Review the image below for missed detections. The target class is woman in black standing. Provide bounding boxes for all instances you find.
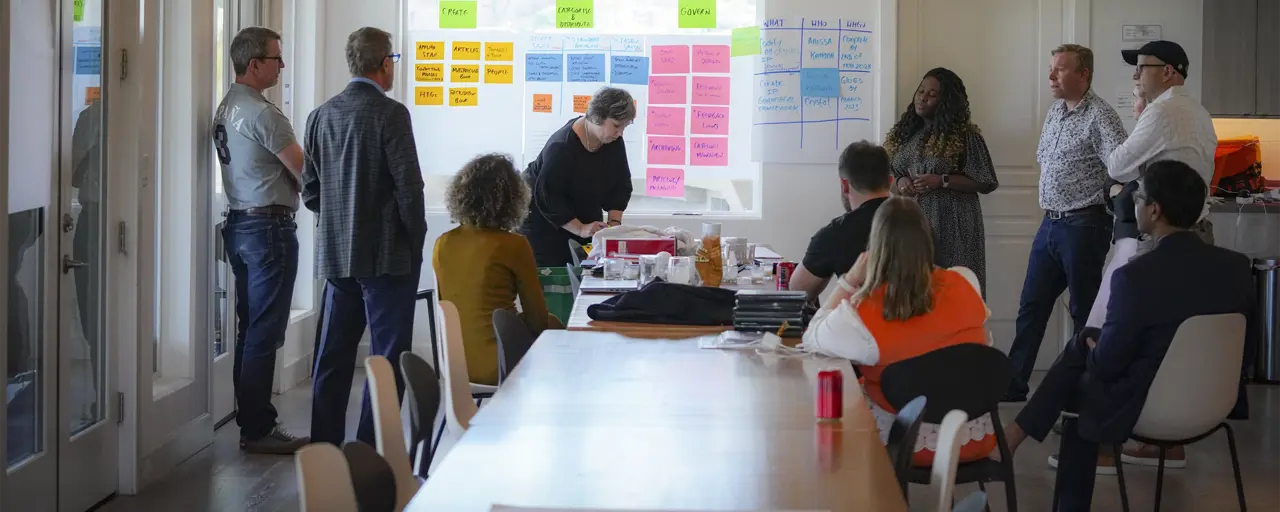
[521,87,636,267]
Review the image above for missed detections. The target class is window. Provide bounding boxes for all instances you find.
[404,0,760,216]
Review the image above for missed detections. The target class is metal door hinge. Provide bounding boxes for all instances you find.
[120,49,129,81]
[116,391,125,424]
[118,221,128,255]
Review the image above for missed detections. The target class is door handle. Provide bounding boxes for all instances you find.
[62,255,89,274]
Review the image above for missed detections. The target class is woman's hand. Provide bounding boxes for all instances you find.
[845,252,868,290]
[896,176,919,196]
[579,221,607,238]
[912,174,943,193]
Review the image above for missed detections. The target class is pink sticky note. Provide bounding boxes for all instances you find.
[692,45,730,73]
[690,106,729,135]
[646,167,685,198]
[646,136,686,165]
[648,76,687,105]
[646,106,685,136]
[691,76,730,105]
[651,45,690,74]
[689,137,728,166]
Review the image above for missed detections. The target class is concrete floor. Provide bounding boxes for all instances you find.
[96,373,1280,512]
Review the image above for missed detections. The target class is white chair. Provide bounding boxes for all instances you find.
[1114,313,1248,512]
[295,443,357,512]
[431,274,499,400]
[438,300,481,434]
[927,409,970,512]
[365,355,420,511]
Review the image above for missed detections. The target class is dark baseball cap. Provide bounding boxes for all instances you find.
[1122,40,1189,77]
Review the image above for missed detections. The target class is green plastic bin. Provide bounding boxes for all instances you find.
[538,267,576,324]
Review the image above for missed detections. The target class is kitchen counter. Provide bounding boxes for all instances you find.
[1209,202,1280,259]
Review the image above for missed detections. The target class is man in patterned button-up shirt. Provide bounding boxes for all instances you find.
[1006,44,1129,402]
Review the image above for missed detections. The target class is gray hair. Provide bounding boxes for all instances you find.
[346,27,394,77]
[230,27,281,76]
[585,87,637,125]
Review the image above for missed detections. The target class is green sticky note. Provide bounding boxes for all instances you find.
[73,0,85,22]
[731,26,760,57]
[439,1,477,29]
[678,0,717,29]
[557,0,594,29]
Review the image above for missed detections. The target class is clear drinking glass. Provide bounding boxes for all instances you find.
[602,258,625,280]
[667,256,695,285]
[639,255,660,283]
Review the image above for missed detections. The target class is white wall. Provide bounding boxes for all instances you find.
[1090,0,1203,131]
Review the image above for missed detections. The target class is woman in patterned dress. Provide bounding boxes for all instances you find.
[885,68,999,293]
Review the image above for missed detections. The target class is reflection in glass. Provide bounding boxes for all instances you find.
[213,0,230,358]
[6,209,45,467]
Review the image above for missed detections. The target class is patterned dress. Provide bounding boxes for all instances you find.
[889,129,999,293]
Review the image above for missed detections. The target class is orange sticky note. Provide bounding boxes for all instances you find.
[573,95,590,113]
[533,94,553,113]
[484,65,513,84]
[450,87,479,107]
[451,41,482,60]
[416,41,444,60]
[451,64,480,82]
[415,86,444,106]
[485,42,514,61]
[415,63,444,82]
[85,86,101,104]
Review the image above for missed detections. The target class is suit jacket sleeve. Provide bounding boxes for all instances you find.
[301,110,321,213]
[383,103,428,256]
[1089,267,1145,379]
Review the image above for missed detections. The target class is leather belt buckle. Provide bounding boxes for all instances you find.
[1047,210,1064,220]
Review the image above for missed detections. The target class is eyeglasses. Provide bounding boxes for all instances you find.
[387,53,401,63]
[1135,63,1167,72]
[256,55,285,64]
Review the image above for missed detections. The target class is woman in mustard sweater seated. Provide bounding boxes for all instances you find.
[802,196,995,467]
[434,153,559,386]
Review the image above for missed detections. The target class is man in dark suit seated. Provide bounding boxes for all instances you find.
[997,160,1256,511]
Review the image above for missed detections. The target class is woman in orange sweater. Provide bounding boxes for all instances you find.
[802,196,995,466]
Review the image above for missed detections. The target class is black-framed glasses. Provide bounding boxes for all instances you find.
[1135,63,1166,72]
[256,55,285,65]
[387,53,401,63]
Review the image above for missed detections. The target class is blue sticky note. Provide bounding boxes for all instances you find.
[800,68,839,97]
[610,55,649,85]
[75,46,102,75]
[526,54,564,82]
[567,53,606,82]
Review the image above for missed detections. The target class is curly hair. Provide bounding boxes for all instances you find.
[884,67,979,163]
[445,153,530,231]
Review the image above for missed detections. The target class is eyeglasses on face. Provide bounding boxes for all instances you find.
[387,53,401,63]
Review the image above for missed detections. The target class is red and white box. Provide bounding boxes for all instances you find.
[602,237,677,260]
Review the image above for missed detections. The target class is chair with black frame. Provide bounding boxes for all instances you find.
[567,239,588,267]
[886,396,928,500]
[341,441,398,512]
[565,263,581,296]
[880,343,1017,512]
[399,352,442,479]
[493,308,537,385]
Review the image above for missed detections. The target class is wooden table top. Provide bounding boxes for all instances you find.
[566,277,781,339]
[406,331,908,512]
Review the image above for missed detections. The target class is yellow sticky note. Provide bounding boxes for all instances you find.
[532,94,554,113]
[450,87,479,107]
[415,87,444,106]
[485,42,514,61]
[484,65,514,84]
[416,41,445,60]
[415,63,444,82]
[451,41,482,61]
[451,64,480,82]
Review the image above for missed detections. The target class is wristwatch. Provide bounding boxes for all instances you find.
[942,175,951,189]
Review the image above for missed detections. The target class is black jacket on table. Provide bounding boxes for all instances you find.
[520,117,632,268]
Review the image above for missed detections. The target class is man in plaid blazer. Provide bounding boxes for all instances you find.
[302,26,427,447]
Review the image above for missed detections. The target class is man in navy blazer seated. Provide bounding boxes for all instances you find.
[997,159,1255,511]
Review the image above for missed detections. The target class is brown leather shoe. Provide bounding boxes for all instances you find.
[1121,443,1187,468]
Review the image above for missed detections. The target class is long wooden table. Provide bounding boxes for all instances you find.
[405,331,908,512]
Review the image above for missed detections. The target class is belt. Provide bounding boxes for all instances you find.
[231,205,295,218]
[1045,204,1105,220]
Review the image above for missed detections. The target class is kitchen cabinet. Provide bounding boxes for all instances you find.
[1257,0,1280,116]
[1203,0,1279,117]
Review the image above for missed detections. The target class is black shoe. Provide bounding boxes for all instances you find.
[1001,391,1028,403]
[242,426,310,454]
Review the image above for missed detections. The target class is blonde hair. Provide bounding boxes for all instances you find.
[1052,44,1095,84]
[852,197,936,321]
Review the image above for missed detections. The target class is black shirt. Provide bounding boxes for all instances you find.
[801,197,887,279]
[520,117,633,267]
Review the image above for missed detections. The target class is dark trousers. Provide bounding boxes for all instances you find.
[1016,334,1105,512]
[224,212,300,439]
[1007,213,1112,396]
[310,269,419,446]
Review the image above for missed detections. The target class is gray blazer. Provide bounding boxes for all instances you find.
[302,81,427,280]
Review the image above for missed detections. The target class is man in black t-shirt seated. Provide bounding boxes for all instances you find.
[789,141,892,304]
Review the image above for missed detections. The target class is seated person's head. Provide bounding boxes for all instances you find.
[858,196,936,320]
[838,141,892,211]
[1136,160,1206,236]
[446,153,530,231]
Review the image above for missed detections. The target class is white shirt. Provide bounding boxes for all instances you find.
[1106,86,1217,185]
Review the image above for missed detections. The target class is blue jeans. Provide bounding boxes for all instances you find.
[223,212,299,439]
[310,268,419,446]
[1007,212,1112,397]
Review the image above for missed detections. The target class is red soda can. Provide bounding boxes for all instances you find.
[816,368,844,420]
[776,261,797,290]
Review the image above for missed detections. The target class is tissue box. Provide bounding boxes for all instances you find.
[602,237,677,259]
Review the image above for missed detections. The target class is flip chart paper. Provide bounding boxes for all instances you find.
[439,1,477,29]
[690,106,729,135]
[690,137,728,166]
[691,76,729,105]
[647,136,687,165]
[646,106,686,136]
[648,76,687,105]
[692,45,730,73]
[646,168,685,198]
[557,0,594,28]
[415,87,444,106]
[651,45,690,74]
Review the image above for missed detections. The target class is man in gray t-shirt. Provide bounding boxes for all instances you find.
[213,26,308,455]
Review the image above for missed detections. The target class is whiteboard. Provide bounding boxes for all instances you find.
[751,1,880,164]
